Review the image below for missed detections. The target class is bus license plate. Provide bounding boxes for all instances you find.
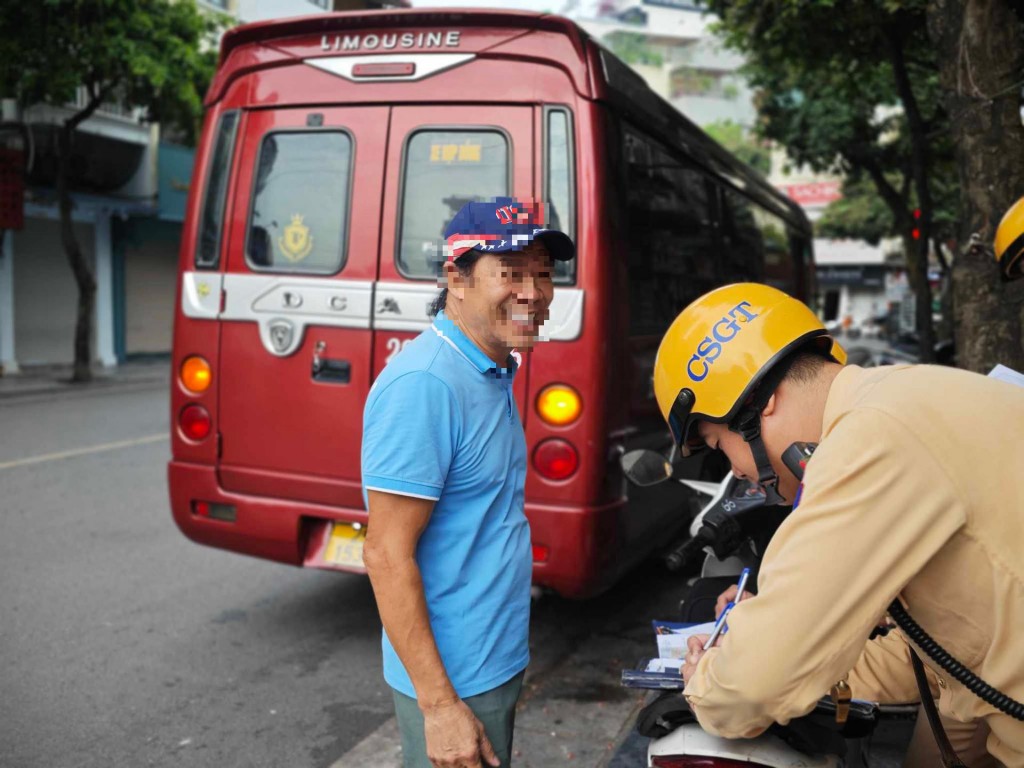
[325,523,365,568]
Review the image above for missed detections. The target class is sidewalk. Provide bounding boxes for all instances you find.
[330,642,654,768]
[331,564,682,768]
[0,358,170,400]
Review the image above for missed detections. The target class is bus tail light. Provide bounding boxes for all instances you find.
[536,384,581,426]
[180,355,212,394]
[532,439,578,480]
[180,404,212,441]
[192,500,237,522]
[532,544,549,563]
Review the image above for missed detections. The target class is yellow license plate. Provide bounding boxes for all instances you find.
[325,523,366,568]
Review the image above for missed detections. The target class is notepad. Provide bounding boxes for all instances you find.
[652,620,718,659]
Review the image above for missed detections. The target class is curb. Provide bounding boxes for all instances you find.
[0,364,169,401]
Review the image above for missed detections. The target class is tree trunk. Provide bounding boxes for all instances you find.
[928,0,1024,373]
[886,22,936,362]
[57,120,96,383]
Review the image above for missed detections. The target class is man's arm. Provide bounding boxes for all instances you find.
[363,490,498,768]
[683,411,966,738]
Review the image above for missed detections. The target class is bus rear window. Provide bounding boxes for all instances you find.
[195,111,238,269]
[246,131,352,274]
[398,130,509,279]
[546,108,576,284]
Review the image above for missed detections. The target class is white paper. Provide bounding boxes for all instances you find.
[655,621,717,659]
[988,364,1024,388]
[645,657,685,673]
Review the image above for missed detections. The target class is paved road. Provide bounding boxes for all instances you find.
[0,376,691,767]
[0,380,401,767]
[0,373,912,767]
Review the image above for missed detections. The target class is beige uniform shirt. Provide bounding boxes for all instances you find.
[683,365,1024,766]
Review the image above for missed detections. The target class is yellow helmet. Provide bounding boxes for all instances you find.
[654,283,846,456]
[995,197,1024,282]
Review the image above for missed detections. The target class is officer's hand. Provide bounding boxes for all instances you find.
[715,585,755,618]
[681,633,722,683]
[422,698,499,768]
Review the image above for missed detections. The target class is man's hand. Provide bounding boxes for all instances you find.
[715,584,755,618]
[681,633,723,683]
[422,698,499,768]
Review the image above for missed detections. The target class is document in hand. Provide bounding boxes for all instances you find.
[989,364,1024,388]
[652,620,717,660]
[619,621,718,690]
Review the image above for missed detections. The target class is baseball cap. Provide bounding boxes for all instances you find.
[443,197,575,263]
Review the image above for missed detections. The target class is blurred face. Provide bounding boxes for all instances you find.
[449,241,555,358]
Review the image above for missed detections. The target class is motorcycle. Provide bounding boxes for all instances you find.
[621,449,914,767]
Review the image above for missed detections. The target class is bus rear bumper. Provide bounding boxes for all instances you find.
[168,461,368,571]
[527,498,629,599]
[169,461,631,596]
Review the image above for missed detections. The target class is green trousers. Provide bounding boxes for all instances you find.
[391,671,525,768]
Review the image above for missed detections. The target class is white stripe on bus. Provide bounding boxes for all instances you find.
[180,273,583,341]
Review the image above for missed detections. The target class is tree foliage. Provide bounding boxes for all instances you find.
[703,118,770,175]
[706,0,952,358]
[0,0,222,381]
[817,165,959,247]
[815,175,895,246]
[606,31,664,67]
[1,0,221,144]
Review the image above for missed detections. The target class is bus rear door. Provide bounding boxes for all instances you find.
[215,106,387,539]
[372,105,535,414]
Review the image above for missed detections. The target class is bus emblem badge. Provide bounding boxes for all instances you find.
[377,297,401,315]
[268,319,295,355]
[279,214,313,262]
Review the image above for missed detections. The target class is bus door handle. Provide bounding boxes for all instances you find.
[311,341,350,384]
[312,357,350,384]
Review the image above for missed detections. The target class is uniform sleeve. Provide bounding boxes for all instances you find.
[847,628,938,703]
[683,409,967,738]
[361,371,458,501]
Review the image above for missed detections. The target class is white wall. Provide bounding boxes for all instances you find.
[574,6,758,129]
[236,0,330,22]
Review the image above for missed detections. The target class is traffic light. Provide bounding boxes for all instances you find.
[911,208,921,240]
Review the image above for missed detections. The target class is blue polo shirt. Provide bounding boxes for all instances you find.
[361,310,531,699]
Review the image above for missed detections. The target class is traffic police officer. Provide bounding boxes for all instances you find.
[655,284,1024,766]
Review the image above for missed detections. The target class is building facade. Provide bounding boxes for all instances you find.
[0,0,363,374]
[570,0,756,129]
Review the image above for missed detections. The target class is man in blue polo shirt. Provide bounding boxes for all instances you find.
[361,198,575,768]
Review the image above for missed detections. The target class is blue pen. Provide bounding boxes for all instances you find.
[704,568,751,650]
[703,601,733,650]
[734,567,751,605]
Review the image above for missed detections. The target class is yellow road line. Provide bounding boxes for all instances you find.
[0,433,166,471]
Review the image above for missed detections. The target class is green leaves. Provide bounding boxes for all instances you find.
[816,175,895,244]
[704,119,771,174]
[706,0,956,247]
[0,0,221,145]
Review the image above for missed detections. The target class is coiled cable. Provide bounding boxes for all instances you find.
[888,599,1024,720]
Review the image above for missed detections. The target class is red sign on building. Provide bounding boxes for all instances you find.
[781,181,843,206]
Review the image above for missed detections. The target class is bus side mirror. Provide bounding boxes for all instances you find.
[621,449,672,487]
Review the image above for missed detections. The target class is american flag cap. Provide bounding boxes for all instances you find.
[443,197,575,263]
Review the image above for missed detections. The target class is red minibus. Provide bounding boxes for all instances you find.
[169,9,815,598]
